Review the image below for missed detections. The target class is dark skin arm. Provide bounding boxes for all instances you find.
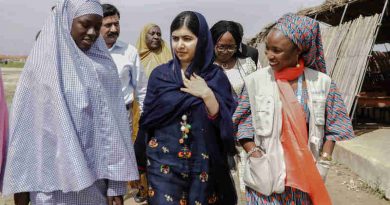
[240,139,263,158]
[14,192,30,205]
[107,196,124,205]
[321,140,335,159]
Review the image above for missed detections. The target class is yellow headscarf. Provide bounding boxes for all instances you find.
[136,23,172,78]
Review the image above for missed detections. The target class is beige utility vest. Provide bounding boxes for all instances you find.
[243,66,331,194]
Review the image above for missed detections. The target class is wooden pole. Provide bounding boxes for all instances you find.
[351,0,389,119]
[339,1,350,25]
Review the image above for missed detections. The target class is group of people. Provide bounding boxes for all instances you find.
[0,0,355,205]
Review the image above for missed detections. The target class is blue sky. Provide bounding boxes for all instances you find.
[0,0,324,55]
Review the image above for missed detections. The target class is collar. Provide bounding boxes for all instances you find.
[108,40,125,51]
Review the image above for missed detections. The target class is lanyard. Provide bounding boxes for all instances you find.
[296,75,304,105]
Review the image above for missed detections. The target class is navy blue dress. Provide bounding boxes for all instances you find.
[146,109,219,204]
[135,12,237,205]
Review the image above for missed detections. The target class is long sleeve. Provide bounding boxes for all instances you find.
[130,51,148,112]
[324,82,355,141]
[233,87,255,141]
[107,180,128,197]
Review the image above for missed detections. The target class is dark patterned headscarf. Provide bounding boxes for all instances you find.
[275,13,327,74]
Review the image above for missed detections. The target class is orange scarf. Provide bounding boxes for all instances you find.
[274,59,305,81]
[275,62,332,205]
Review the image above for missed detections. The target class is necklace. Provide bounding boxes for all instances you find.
[221,63,229,69]
[217,59,236,70]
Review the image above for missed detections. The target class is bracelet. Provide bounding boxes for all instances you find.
[320,152,332,161]
[247,146,263,156]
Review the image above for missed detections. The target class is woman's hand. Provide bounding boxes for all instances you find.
[14,192,30,205]
[181,73,219,116]
[250,150,263,158]
[107,195,124,205]
[180,73,212,99]
[240,139,263,158]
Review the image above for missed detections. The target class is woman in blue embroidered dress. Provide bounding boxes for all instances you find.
[135,11,237,205]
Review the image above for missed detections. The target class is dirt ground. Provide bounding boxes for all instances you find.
[1,163,388,205]
[1,68,389,205]
[326,162,389,205]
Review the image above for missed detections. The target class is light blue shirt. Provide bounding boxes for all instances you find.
[109,40,147,110]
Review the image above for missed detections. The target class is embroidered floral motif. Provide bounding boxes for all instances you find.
[178,146,192,159]
[148,186,155,197]
[179,192,188,205]
[162,146,169,153]
[199,171,209,182]
[181,173,189,179]
[195,201,202,205]
[208,193,218,204]
[160,165,170,174]
[179,198,188,205]
[148,138,158,148]
[164,194,173,202]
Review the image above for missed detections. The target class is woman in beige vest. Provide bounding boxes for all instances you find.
[233,13,355,204]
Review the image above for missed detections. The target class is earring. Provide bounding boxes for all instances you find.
[296,57,300,67]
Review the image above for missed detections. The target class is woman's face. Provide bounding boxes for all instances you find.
[214,31,237,62]
[71,14,102,52]
[171,26,198,66]
[146,26,162,51]
[265,29,300,71]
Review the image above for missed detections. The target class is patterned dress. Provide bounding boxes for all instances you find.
[145,108,224,205]
[233,82,354,205]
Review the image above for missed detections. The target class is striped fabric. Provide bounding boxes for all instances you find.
[325,82,355,141]
[232,89,254,141]
[275,13,327,74]
[246,187,312,205]
[2,0,138,197]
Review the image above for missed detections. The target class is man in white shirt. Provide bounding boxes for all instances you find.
[100,4,148,204]
[100,4,147,116]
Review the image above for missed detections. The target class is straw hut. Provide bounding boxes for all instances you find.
[250,0,390,123]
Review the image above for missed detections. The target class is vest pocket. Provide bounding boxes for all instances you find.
[254,95,274,136]
[312,98,326,125]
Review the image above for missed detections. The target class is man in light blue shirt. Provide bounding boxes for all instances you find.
[100,4,147,114]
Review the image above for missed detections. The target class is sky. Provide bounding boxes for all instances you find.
[0,0,325,55]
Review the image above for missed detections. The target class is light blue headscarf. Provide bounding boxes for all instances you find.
[2,0,138,195]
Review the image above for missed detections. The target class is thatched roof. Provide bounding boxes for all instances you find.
[298,0,360,17]
[298,0,389,43]
[298,0,388,25]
